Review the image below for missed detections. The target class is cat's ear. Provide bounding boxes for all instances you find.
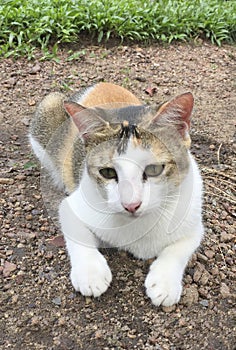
[64,101,109,139]
[155,92,193,128]
[148,92,194,146]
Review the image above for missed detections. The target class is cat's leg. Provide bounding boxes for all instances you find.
[145,227,203,307]
[59,199,112,297]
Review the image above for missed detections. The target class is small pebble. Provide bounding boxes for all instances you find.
[200,270,210,286]
[220,283,230,298]
[162,305,176,313]
[199,299,209,307]
[0,178,14,185]
[197,253,208,262]
[181,285,199,306]
[204,249,215,259]
[52,297,62,306]
[220,232,234,242]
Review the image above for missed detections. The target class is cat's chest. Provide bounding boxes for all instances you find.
[67,188,174,259]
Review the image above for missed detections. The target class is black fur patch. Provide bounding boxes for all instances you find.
[117,121,140,154]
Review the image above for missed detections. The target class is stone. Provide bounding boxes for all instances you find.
[220,283,230,298]
[181,285,199,306]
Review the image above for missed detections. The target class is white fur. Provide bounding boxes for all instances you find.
[29,135,64,190]
[76,85,96,104]
[60,141,203,306]
[107,141,154,212]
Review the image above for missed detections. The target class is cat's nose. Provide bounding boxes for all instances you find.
[123,201,142,213]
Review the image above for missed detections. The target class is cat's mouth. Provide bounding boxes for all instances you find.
[124,209,144,218]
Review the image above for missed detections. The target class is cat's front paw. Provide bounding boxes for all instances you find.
[70,252,112,298]
[145,262,182,307]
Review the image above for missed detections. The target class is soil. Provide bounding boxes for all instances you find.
[0,42,235,350]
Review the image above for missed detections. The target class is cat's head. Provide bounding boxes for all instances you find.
[64,92,194,215]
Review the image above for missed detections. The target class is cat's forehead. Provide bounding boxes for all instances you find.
[117,120,142,154]
[114,138,155,167]
[87,121,171,164]
[99,104,152,125]
[116,120,172,158]
[89,104,155,154]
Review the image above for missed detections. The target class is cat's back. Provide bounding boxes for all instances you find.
[73,82,141,108]
[31,83,141,140]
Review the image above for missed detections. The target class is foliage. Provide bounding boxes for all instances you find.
[0,0,235,58]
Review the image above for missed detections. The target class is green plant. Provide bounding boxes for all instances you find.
[67,50,86,61]
[0,0,235,59]
[23,160,37,169]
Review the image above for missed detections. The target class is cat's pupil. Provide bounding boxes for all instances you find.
[99,167,118,181]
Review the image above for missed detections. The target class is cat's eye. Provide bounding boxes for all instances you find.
[144,164,164,178]
[99,167,118,180]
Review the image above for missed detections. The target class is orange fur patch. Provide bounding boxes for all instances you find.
[80,83,142,107]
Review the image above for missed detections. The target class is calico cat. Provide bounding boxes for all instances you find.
[29,82,204,307]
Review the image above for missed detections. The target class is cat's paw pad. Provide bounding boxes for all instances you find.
[70,254,112,298]
[145,268,182,307]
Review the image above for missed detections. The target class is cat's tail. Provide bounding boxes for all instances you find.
[29,92,70,191]
[29,92,68,148]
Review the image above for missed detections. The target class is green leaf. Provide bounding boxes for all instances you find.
[23,161,37,169]
[98,30,103,43]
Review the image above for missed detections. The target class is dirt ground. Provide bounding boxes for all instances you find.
[0,42,235,350]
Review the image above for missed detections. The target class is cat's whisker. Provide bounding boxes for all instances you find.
[149,206,176,221]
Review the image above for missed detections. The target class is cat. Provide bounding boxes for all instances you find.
[29,82,204,307]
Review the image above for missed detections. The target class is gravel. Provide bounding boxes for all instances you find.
[0,41,235,349]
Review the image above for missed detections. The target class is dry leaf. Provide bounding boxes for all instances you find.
[47,235,65,247]
[145,86,157,97]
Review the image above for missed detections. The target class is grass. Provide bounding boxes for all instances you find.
[0,0,235,59]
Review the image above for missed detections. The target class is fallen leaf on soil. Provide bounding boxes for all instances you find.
[3,261,17,277]
[47,235,65,247]
[145,86,157,97]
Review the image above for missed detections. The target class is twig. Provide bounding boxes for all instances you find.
[201,167,236,182]
[204,189,236,204]
[217,143,222,166]
[208,238,227,268]
[204,175,236,189]
[203,203,235,218]
[223,205,236,218]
